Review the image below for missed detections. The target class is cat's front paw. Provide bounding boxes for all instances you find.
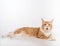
[47,38,56,41]
[50,38,56,41]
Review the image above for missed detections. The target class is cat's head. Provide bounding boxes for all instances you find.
[41,18,53,31]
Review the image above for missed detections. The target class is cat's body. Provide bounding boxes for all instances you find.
[12,27,50,39]
[14,27,40,38]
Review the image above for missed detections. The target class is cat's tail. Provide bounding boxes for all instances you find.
[1,32,14,38]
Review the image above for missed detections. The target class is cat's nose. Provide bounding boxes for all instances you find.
[46,26,48,28]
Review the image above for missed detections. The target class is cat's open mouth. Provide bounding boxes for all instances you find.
[46,28,48,30]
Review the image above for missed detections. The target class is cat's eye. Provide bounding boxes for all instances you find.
[48,24,50,26]
[44,24,46,25]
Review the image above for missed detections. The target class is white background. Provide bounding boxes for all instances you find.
[0,0,60,46]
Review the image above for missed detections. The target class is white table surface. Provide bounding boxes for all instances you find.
[0,37,56,46]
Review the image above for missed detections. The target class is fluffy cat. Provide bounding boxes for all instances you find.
[2,18,55,40]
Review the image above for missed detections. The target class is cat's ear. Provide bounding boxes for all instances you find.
[41,18,44,22]
[50,19,54,23]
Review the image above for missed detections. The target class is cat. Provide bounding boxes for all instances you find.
[2,18,55,40]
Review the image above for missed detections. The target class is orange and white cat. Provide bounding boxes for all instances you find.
[2,18,55,40]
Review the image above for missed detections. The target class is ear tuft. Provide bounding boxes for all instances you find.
[41,18,44,22]
[51,19,54,23]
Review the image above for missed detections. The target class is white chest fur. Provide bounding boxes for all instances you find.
[40,28,52,37]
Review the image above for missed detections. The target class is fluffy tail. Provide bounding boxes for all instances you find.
[1,32,13,38]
